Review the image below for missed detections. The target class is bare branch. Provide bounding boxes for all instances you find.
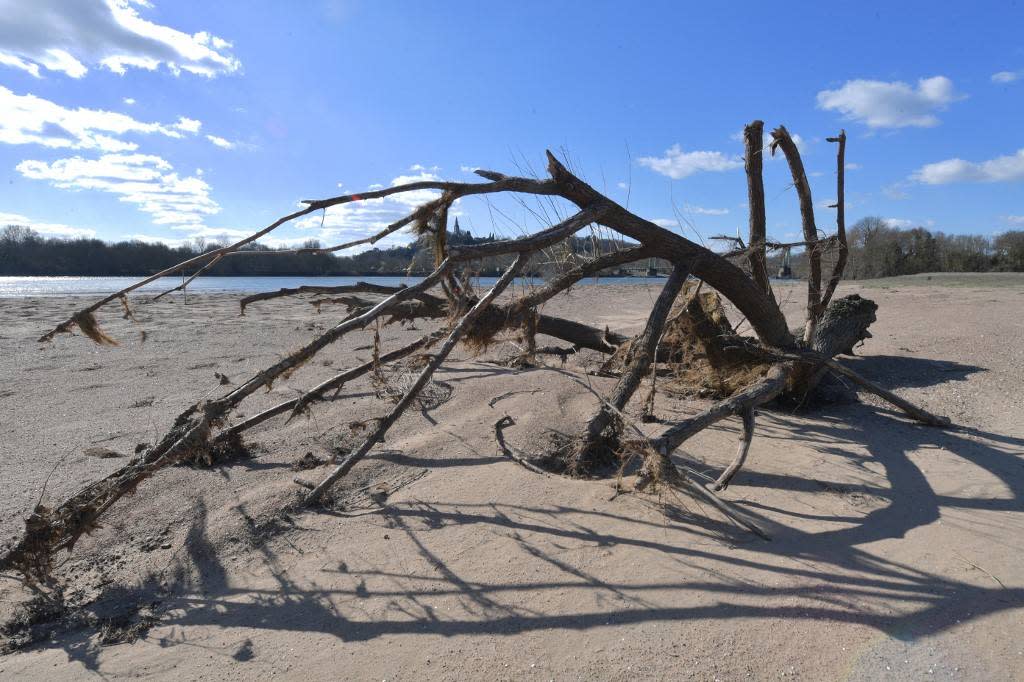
[771,125,821,344]
[820,129,848,309]
[713,408,755,491]
[305,253,530,504]
[743,120,773,300]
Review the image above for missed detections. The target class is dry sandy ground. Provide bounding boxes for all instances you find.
[0,275,1022,680]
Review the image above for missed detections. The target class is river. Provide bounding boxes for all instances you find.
[0,275,669,298]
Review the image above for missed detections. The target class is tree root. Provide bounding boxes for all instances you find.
[713,408,755,491]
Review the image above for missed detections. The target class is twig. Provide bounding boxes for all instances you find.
[487,389,543,409]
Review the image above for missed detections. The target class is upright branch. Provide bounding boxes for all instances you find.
[820,129,848,309]
[573,263,690,472]
[743,121,773,302]
[771,125,821,344]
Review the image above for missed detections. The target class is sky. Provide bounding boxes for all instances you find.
[0,0,1022,251]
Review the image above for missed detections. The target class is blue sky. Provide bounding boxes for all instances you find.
[1,0,1022,250]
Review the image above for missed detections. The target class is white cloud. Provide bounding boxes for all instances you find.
[1003,215,1024,225]
[100,54,159,75]
[174,117,201,133]
[0,51,40,77]
[388,171,444,208]
[638,145,742,179]
[0,0,240,79]
[883,218,915,229]
[0,86,202,153]
[293,171,447,249]
[911,149,1024,184]
[123,97,136,105]
[0,211,97,238]
[616,181,628,190]
[206,134,234,149]
[38,49,88,78]
[683,204,729,216]
[845,163,861,170]
[816,76,961,128]
[992,71,1021,84]
[17,153,220,229]
[882,182,909,200]
[460,165,476,173]
[651,218,678,228]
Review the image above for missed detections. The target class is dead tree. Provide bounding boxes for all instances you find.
[2,120,951,586]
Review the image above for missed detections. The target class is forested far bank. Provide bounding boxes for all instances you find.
[2,218,1022,279]
[767,217,1023,278]
[0,223,526,277]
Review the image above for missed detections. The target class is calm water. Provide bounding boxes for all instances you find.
[0,275,668,298]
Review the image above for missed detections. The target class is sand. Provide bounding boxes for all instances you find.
[0,276,1022,680]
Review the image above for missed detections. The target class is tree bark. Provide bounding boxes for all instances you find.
[573,264,690,472]
[744,120,773,301]
[306,254,529,504]
[713,408,755,491]
[820,130,848,310]
[771,126,821,344]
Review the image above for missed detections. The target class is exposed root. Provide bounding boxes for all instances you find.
[494,416,552,475]
[659,283,770,397]
[712,408,755,491]
[0,401,222,585]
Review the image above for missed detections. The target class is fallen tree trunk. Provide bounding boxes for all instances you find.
[2,120,953,589]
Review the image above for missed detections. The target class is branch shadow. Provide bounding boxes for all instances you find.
[841,354,985,389]
[23,379,1024,674]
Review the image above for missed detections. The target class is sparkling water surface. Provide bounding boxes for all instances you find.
[0,275,668,298]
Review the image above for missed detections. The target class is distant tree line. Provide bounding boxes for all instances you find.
[6,218,1021,279]
[766,217,1024,279]
[0,221,639,278]
[0,223,509,277]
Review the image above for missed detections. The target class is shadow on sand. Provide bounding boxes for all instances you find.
[29,357,1024,673]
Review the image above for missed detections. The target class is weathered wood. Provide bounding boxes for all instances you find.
[222,334,439,437]
[653,363,794,454]
[771,125,821,344]
[574,264,690,471]
[217,262,453,410]
[812,294,877,358]
[713,408,755,491]
[10,125,965,586]
[822,358,951,427]
[305,254,529,504]
[541,151,795,349]
[743,121,773,301]
[239,281,417,314]
[820,129,848,310]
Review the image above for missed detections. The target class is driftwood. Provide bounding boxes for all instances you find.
[2,120,953,587]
